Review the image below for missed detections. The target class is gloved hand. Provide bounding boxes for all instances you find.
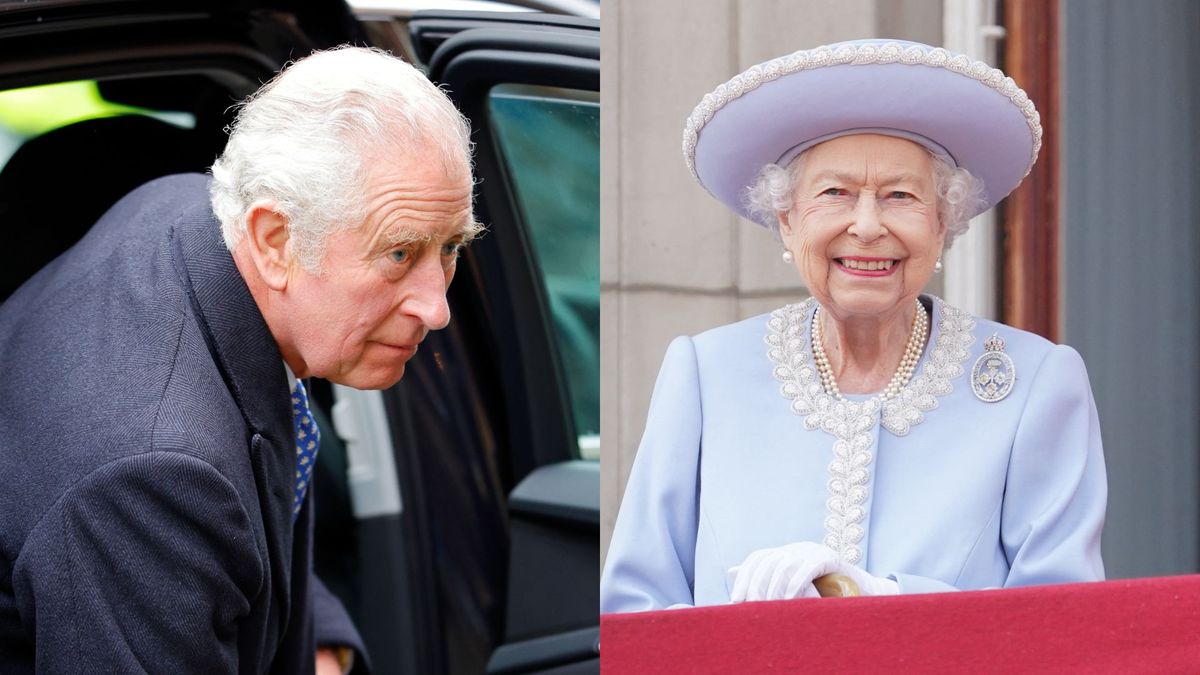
[727,542,900,602]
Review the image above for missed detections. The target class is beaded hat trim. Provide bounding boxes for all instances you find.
[683,41,1042,179]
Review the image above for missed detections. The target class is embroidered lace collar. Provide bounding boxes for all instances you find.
[765,295,975,436]
[763,295,976,563]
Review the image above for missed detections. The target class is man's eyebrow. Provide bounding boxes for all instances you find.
[378,228,434,249]
[371,219,486,255]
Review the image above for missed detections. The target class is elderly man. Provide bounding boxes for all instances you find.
[0,47,478,673]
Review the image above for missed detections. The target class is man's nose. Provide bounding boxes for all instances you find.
[404,259,451,330]
[847,194,886,242]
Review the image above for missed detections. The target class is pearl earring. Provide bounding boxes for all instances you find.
[782,249,794,264]
[934,256,943,273]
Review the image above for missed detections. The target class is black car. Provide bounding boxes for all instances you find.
[0,1,599,673]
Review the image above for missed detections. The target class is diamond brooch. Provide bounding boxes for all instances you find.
[971,333,1015,403]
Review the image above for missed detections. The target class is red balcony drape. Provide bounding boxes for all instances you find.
[600,575,1200,673]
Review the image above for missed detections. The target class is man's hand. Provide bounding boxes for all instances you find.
[316,647,348,675]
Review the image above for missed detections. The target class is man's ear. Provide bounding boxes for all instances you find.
[244,203,293,291]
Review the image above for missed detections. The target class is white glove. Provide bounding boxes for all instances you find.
[727,542,900,602]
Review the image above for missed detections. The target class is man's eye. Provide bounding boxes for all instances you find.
[389,249,410,264]
[442,242,465,258]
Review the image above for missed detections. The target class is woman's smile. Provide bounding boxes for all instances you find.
[835,256,900,276]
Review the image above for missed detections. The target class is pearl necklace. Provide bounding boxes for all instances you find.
[810,299,929,402]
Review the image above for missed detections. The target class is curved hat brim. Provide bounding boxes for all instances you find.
[684,41,1041,227]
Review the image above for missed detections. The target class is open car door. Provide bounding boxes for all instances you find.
[315,9,599,675]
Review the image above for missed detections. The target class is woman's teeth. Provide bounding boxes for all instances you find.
[839,259,895,271]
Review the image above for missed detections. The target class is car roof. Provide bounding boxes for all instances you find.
[350,0,598,20]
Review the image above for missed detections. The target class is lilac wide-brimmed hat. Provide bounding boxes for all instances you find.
[682,39,1042,227]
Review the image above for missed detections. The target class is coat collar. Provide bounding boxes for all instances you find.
[170,175,292,444]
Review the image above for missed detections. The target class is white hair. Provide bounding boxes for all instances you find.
[210,45,476,272]
[744,147,987,249]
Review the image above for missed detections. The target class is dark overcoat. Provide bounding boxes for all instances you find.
[0,174,363,673]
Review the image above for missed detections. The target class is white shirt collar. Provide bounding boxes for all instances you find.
[283,361,298,393]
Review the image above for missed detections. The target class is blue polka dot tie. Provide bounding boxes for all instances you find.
[291,379,320,522]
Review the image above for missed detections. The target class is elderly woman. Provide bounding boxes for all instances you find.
[601,39,1106,612]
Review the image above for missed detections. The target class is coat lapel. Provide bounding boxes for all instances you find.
[172,184,296,647]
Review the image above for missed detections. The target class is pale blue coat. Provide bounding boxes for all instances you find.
[601,296,1106,612]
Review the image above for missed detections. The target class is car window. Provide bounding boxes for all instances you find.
[0,80,194,166]
[0,77,217,303]
[487,84,599,459]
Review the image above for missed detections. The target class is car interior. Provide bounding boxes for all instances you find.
[0,77,236,301]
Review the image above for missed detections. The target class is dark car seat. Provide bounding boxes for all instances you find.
[0,114,213,301]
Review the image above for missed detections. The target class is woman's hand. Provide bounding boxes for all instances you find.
[728,542,840,601]
[727,542,899,601]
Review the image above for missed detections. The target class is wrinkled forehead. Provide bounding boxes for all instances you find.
[796,133,935,184]
[359,165,476,239]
